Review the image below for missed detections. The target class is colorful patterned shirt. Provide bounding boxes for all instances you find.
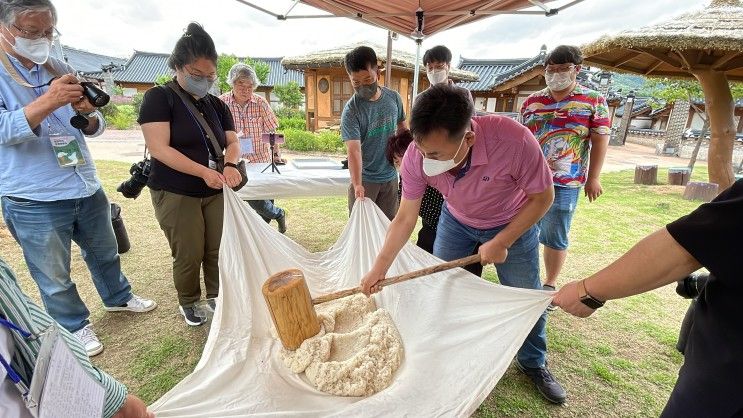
[219,92,279,163]
[520,84,611,187]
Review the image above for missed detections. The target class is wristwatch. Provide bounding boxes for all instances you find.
[578,279,605,309]
[224,162,239,169]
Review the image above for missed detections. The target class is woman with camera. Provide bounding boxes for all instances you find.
[137,23,242,326]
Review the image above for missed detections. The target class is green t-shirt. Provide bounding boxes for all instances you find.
[341,87,405,183]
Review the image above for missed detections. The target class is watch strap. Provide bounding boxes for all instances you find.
[578,279,605,309]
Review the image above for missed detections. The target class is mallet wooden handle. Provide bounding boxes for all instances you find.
[311,254,481,305]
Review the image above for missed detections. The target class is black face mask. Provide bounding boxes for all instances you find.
[355,82,378,100]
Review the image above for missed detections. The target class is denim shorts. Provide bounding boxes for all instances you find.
[537,185,580,251]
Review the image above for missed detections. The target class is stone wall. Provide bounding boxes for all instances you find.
[660,100,691,153]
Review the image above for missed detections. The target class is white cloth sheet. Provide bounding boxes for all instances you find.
[237,162,350,200]
[150,188,552,417]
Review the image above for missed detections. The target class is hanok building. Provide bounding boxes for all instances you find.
[85,51,305,106]
[281,42,478,132]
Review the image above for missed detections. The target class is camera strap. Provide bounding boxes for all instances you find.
[166,81,224,161]
[0,51,59,88]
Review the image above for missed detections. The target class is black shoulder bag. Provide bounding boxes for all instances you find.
[166,81,248,191]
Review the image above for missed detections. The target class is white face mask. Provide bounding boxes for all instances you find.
[426,68,448,85]
[421,134,468,177]
[2,30,52,64]
[545,71,574,92]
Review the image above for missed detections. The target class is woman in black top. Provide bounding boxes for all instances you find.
[137,23,241,326]
[386,130,482,276]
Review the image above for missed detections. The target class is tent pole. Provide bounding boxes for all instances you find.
[385,31,393,88]
[412,39,422,102]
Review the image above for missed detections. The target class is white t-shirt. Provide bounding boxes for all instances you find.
[0,327,33,418]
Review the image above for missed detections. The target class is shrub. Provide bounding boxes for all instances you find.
[282,129,344,152]
[273,107,305,119]
[317,131,344,152]
[132,92,145,117]
[105,104,137,130]
[274,81,303,109]
[282,128,316,152]
[278,117,306,131]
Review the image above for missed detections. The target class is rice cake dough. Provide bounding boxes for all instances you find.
[280,294,404,397]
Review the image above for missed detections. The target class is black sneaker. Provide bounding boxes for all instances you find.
[277,210,287,234]
[543,284,557,312]
[516,361,566,404]
[179,305,206,326]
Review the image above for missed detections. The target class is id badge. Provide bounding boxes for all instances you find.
[239,134,254,155]
[26,324,105,418]
[208,159,217,170]
[49,134,86,167]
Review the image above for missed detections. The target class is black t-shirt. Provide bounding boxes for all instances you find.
[138,84,235,197]
[663,179,743,418]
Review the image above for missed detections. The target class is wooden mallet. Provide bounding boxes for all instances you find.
[262,254,481,350]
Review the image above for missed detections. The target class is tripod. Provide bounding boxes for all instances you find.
[261,133,281,174]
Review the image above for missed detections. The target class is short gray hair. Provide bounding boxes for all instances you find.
[228,63,259,88]
[0,0,57,27]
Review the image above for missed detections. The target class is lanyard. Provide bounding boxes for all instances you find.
[0,317,37,399]
[183,97,224,160]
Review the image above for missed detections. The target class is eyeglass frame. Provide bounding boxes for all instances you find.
[10,23,60,40]
[544,64,579,75]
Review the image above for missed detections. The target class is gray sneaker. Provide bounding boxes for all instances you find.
[516,361,567,404]
[179,305,206,326]
[543,284,557,312]
[73,325,104,357]
[104,294,157,313]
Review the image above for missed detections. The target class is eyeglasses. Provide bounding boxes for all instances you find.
[185,67,217,82]
[11,23,60,40]
[545,64,576,75]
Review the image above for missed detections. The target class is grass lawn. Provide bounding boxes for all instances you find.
[0,161,710,416]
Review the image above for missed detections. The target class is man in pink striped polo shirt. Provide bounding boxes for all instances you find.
[360,85,566,404]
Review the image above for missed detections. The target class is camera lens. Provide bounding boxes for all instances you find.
[81,82,110,107]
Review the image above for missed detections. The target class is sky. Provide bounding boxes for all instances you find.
[53,0,706,63]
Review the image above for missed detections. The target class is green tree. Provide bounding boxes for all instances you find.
[645,78,743,172]
[154,74,172,86]
[273,81,304,109]
[217,54,270,93]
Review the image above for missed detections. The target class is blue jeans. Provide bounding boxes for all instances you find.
[247,200,284,223]
[1,188,132,332]
[434,204,548,368]
[537,186,580,251]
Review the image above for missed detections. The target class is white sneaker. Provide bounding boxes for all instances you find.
[104,294,157,313]
[73,325,104,357]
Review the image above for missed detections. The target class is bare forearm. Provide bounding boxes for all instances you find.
[493,188,553,247]
[348,148,363,187]
[586,229,701,301]
[587,135,609,181]
[225,142,241,164]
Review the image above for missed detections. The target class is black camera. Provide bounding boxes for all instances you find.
[70,81,110,129]
[117,158,151,199]
[675,273,710,299]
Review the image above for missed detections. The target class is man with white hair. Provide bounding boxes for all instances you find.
[219,63,287,232]
[0,0,156,356]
